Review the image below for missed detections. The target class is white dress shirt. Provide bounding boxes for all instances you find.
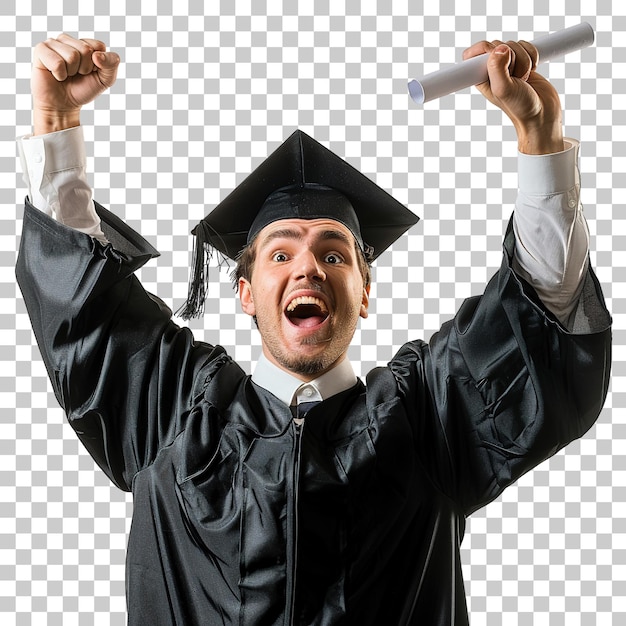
[18,125,589,329]
[252,352,358,407]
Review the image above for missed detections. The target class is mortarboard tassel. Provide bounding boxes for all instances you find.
[176,220,214,320]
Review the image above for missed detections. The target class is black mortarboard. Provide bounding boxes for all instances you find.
[177,129,419,319]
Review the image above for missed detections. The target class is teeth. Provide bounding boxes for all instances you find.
[286,296,328,314]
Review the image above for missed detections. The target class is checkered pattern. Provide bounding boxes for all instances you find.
[1,1,624,624]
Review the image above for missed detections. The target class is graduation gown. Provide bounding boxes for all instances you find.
[16,199,611,625]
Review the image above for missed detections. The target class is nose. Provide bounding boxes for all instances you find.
[293,250,326,282]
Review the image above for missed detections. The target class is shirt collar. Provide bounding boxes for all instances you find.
[252,352,358,406]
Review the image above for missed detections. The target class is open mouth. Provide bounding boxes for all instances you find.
[285,295,329,328]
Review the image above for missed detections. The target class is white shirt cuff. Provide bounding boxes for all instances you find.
[517,138,579,196]
[19,125,87,173]
[18,126,106,241]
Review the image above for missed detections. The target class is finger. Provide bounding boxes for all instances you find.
[45,38,85,77]
[505,40,533,80]
[517,40,539,70]
[462,40,495,61]
[79,38,107,53]
[33,39,75,81]
[485,44,514,96]
[56,33,98,75]
[92,50,120,89]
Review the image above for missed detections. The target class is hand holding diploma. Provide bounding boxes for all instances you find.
[408,22,594,106]
[463,39,564,154]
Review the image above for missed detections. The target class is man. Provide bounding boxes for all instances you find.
[16,33,611,625]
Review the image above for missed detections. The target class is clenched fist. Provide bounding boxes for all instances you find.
[32,33,120,135]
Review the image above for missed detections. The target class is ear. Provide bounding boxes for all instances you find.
[239,278,256,317]
[360,284,370,319]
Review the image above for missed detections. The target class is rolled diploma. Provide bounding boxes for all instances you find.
[408,22,595,104]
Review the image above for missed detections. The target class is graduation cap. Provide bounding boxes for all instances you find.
[177,129,419,319]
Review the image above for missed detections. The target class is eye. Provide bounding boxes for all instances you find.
[273,252,289,262]
[324,253,344,264]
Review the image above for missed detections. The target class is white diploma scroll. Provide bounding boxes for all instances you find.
[408,22,595,105]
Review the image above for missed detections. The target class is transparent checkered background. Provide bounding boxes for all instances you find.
[1,0,624,624]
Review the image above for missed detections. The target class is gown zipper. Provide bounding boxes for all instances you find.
[288,419,305,625]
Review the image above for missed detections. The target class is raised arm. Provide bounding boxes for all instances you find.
[395,40,611,512]
[21,35,120,238]
[18,36,229,491]
[463,39,588,327]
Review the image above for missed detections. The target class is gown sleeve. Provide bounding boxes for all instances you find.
[16,199,229,492]
[390,220,612,516]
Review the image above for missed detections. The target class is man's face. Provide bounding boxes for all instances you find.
[238,218,370,381]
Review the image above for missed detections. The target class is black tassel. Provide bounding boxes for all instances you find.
[176,220,231,320]
[176,221,213,320]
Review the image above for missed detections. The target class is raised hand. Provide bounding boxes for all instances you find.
[463,40,564,154]
[32,33,120,135]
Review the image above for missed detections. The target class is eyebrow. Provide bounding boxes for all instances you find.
[318,229,353,246]
[258,227,353,250]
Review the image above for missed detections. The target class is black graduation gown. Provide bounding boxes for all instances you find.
[16,199,611,625]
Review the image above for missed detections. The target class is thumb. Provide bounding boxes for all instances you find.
[92,51,120,88]
[486,44,513,98]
